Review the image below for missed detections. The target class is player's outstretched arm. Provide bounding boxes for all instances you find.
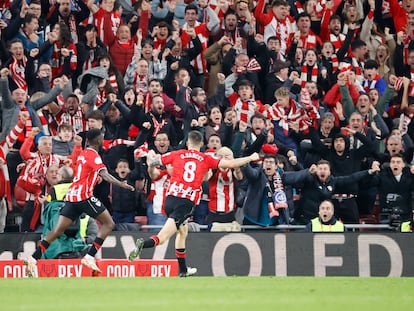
[218,152,259,169]
[99,169,135,191]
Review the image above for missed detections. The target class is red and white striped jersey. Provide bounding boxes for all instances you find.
[55,108,87,135]
[65,148,105,202]
[148,169,170,215]
[20,153,62,185]
[208,168,235,213]
[161,149,220,204]
[181,21,210,75]
[93,8,121,47]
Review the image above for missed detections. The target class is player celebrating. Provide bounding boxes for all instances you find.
[24,129,135,277]
[128,130,259,276]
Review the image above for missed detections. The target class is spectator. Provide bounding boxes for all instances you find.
[52,123,75,156]
[110,159,141,224]
[372,154,414,231]
[207,147,243,231]
[282,159,379,224]
[306,200,345,232]
[242,154,292,226]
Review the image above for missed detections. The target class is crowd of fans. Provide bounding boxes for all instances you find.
[0,0,413,234]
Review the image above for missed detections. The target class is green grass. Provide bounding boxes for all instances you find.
[1,277,414,310]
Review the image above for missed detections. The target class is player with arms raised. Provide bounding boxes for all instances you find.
[128,130,259,276]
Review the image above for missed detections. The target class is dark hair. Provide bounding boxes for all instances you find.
[351,39,367,51]
[116,158,129,165]
[86,128,103,143]
[58,123,73,133]
[84,24,98,33]
[267,36,281,43]
[250,113,266,124]
[149,78,163,87]
[185,3,198,13]
[390,153,405,162]
[329,14,341,23]
[296,12,311,22]
[86,109,105,122]
[57,21,73,47]
[317,159,331,167]
[66,93,79,103]
[188,130,203,145]
[191,87,204,98]
[271,0,288,7]
[24,13,38,25]
[263,154,276,161]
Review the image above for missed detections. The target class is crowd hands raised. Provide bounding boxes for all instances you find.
[0,0,414,234]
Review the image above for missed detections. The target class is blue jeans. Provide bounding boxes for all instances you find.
[146,201,167,232]
[112,211,135,224]
[193,200,208,225]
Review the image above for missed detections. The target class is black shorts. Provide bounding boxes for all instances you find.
[164,195,194,228]
[60,196,106,221]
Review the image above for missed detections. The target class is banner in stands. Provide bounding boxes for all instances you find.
[1,232,413,277]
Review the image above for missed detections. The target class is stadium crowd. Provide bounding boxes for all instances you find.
[0,0,413,235]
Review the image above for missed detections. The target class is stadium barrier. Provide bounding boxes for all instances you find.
[0,231,413,277]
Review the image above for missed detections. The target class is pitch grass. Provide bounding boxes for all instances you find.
[1,277,414,311]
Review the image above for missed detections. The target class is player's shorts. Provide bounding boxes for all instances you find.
[60,196,106,221]
[164,195,194,229]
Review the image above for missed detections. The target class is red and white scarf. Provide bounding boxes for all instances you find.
[102,139,135,150]
[134,142,149,159]
[330,33,346,52]
[300,63,318,87]
[150,113,167,137]
[399,112,413,135]
[300,88,320,126]
[246,58,261,73]
[234,97,257,125]
[351,57,364,80]
[330,54,339,72]
[265,99,310,135]
[108,73,118,92]
[9,56,27,90]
